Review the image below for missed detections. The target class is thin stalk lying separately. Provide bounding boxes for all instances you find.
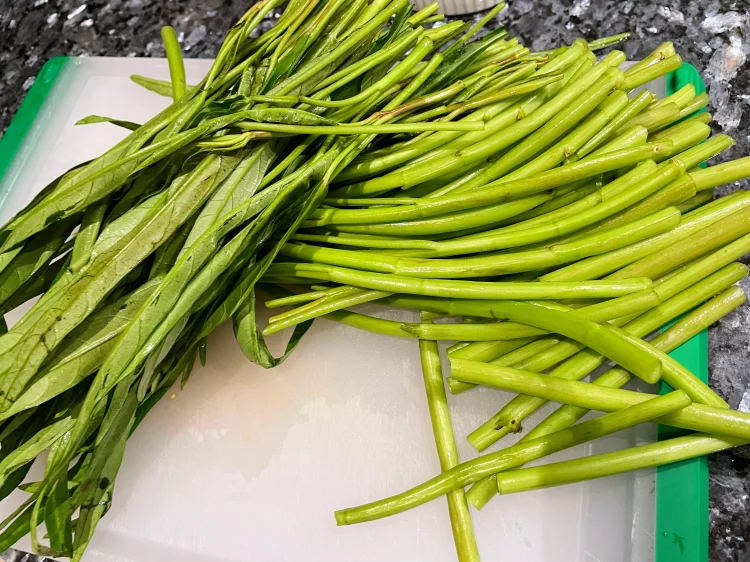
[264,288,390,335]
[494,433,746,496]
[334,391,689,524]
[417,312,479,562]
[269,285,364,321]
[265,286,347,308]
[261,284,416,339]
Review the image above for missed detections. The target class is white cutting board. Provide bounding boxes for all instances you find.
[0,58,658,562]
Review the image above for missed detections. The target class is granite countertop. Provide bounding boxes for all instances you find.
[1,0,750,560]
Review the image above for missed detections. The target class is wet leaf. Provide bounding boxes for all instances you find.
[75,115,142,131]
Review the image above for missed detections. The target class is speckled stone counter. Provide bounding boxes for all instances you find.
[1,0,750,560]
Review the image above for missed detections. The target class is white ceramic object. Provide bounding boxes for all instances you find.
[412,0,502,16]
[0,57,659,562]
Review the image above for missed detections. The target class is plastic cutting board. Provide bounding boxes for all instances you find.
[0,57,708,562]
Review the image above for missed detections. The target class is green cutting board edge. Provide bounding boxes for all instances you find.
[655,62,710,562]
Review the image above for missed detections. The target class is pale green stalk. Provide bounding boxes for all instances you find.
[161,26,187,101]
[692,156,750,192]
[264,262,653,300]
[677,190,713,213]
[621,54,682,91]
[494,434,745,496]
[417,312,479,562]
[651,83,695,110]
[575,90,655,158]
[616,103,680,134]
[264,289,390,335]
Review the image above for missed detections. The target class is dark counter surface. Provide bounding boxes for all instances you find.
[1,0,750,560]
